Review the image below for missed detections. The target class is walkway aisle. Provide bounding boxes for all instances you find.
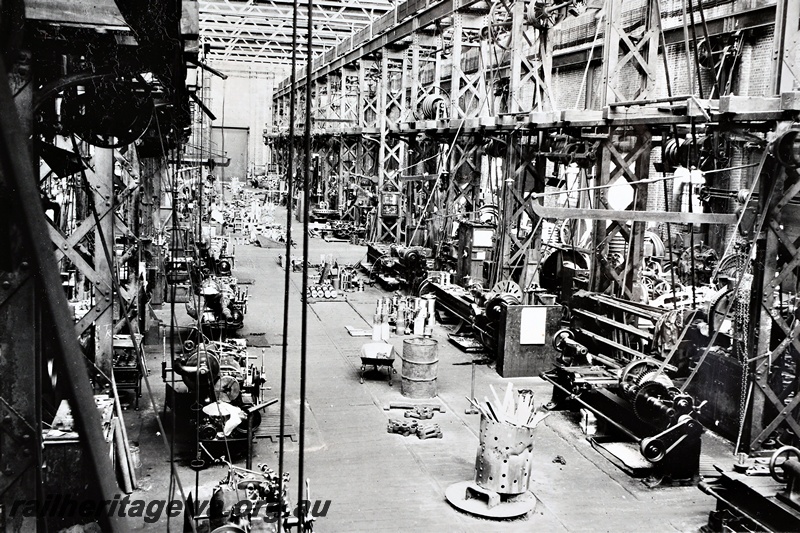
[137,203,727,532]
[229,205,724,532]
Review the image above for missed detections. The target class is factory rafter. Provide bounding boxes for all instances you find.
[199,0,396,65]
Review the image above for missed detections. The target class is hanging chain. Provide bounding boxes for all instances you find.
[734,242,752,429]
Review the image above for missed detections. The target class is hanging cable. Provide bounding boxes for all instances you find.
[297,0,314,528]
[167,107,179,532]
[651,0,681,309]
[681,0,697,96]
[686,0,705,99]
[154,105,209,528]
[277,0,301,529]
[688,119,699,308]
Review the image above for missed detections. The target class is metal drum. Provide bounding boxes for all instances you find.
[474,414,535,495]
[400,337,438,398]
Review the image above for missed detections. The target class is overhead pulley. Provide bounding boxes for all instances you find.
[771,129,800,169]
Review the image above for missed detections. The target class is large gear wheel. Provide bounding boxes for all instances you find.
[635,369,674,390]
[619,359,660,398]
[633,381,674,428]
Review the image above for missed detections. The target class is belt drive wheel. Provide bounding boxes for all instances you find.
[417,278,434,297]
[527,0,570,31]
[641,436,667,463]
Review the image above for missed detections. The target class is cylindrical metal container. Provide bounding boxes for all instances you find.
[400,337,438,398]
[474,414,535,495]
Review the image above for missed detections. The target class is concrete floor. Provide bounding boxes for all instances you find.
[121,206,735,532]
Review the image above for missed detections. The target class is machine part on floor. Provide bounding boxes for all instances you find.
[700,446,800,532]
[206,457,315,532]
[383,401,446,413]
[387,418,419,436]
[404,406,435,419]
[416,423,443,439]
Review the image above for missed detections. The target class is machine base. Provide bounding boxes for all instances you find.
[445,481,536,519]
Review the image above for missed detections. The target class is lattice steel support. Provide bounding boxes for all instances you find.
[84,149,114,376]
[590,126,652,297]
[376,52,406,242]
[0,50,39,533]
[450,12,488,119]
[746,146,800,452]
[495,131,542,287]
[600,0,660,105]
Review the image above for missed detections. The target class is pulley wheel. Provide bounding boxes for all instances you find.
[772,129,800,169]
[486,0,514,50]
[769,446,800,483]
[707,288,734,336]
[552,328,573,351]
[491,280,523,302]
[640,436,667,463]
[527,0,567,30]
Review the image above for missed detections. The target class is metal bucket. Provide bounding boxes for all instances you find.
[474,414,535,495]
[400,337,438,398]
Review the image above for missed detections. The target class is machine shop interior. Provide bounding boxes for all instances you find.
[4,0,800,531]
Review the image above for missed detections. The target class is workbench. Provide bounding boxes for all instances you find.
[43,396,116,496]
[701,469,800,532]
[112,334,143,409]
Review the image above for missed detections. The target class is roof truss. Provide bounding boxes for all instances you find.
[199,0,395,65]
